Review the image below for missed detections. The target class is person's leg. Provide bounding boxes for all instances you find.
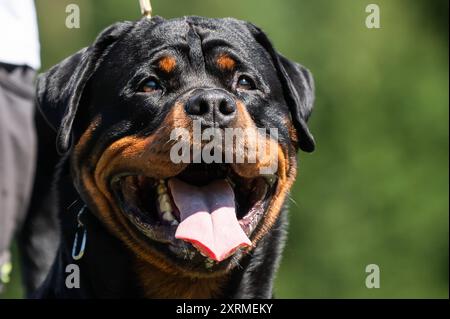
[17,108,60,296]
[0,63,37,293]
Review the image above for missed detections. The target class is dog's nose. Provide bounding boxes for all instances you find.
[185,89,237,127]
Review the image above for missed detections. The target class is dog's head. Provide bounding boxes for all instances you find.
[37,17,315,277]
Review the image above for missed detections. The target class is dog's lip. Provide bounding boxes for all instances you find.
[109,164,277,266]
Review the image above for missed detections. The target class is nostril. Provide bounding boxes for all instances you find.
[186,97,210,116]
[218,99,235,116]
[198,100,209,115]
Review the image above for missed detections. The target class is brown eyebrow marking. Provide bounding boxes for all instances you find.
[217,54,236,71]
[158,56,177,73]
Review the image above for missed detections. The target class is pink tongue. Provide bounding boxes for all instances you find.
[168,178,251,262]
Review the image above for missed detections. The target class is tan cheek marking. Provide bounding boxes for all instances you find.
[158,56,177,73]
[286,118,299,147]
[217,54,236,71]
[231,101,297,247]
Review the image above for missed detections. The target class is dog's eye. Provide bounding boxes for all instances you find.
[142,78,162,93]
[236,75,256,90]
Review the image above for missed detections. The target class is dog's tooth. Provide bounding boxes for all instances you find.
[159,195,173,213]
[159,193,170,202]
[171,220,179,226]
[157,185,165,195]
[134,216,144,227]
[162,211,175,222]
[158,193,172,210]
[160,202,172,214]
[205,258,215,269]
[157,182,167,195]
[184,250,195,260]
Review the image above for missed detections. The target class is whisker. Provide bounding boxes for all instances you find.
[288,195,299,208]
[67,199,79,210]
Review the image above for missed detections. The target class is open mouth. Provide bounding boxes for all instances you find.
[111,163,277,265]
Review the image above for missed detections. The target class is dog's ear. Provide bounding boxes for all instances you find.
[246,23,315,152]
[36,21,134,155]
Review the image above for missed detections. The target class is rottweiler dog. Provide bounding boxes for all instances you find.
[32,16,315,298]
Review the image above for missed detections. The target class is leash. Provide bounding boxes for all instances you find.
[139,0,152,19]
[71,204,88,261]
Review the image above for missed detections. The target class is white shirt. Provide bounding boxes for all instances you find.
[0,0,40,69]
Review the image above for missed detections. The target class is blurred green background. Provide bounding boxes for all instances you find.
[1,0,448,298]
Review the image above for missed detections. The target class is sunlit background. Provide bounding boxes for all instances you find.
[1,0,448,298]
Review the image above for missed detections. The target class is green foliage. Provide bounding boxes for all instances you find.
[1,0,448,298]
